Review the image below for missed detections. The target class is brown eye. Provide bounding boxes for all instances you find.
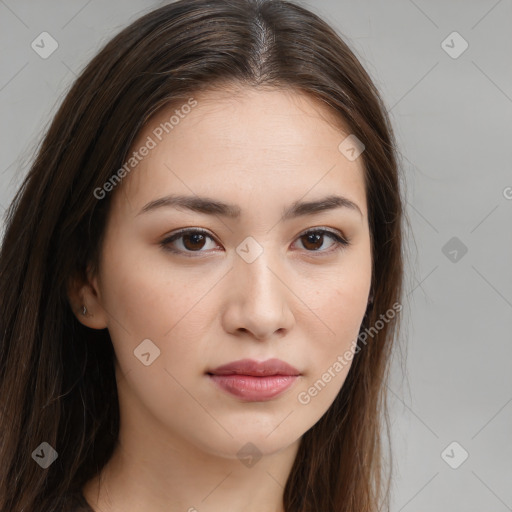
[181,232,207,251]
[294,229,349,254]
[160,227,350,258]
[300,232,324,251]
[161,229,219,256]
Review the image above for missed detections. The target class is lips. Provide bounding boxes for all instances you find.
[207,358,301,401]
[207,358,300,377]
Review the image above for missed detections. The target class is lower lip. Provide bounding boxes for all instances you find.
[208,374,299,401]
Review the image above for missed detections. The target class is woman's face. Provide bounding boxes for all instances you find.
[80,86,372,459]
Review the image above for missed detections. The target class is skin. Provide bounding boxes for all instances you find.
[70,85,372,512]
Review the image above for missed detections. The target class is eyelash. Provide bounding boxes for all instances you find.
[160,227,350,257]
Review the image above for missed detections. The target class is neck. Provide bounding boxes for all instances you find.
[82,420,299,512]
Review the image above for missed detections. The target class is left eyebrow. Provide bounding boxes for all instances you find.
[137,193,363,220]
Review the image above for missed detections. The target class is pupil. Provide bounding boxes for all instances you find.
[185,233,205,250]
[304,233,321,250]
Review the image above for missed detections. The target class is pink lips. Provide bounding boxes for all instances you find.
[207,358,300,401]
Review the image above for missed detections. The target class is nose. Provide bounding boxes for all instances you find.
[221,249,295,341]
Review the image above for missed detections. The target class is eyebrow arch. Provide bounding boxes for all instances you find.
[137,193,363,220]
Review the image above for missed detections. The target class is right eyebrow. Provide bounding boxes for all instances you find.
[137,193,363,220]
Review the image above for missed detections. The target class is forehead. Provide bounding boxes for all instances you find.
[113,85,367,217]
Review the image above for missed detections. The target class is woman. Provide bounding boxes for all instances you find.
[0,0,404,511]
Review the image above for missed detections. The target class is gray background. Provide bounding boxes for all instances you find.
[1,0,511,510]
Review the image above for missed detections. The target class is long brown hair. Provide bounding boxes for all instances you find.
[0,1,404,510]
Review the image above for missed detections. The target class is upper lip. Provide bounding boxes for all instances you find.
[208,358,300,376]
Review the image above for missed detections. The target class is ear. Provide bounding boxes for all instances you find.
[67,265,109,330]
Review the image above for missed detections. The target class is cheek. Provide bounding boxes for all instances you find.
[97,241,223,375]
[294,291,365,415]
[99,223,371,371]
[296,250,371,403]
[306,252,371,342]
[305,282,366,376]
[99,236,207,333]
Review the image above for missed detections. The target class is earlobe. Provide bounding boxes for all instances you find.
[76,299,109,330]
[67,272,109,330]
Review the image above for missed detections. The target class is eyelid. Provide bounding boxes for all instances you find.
[297,226,348,243]
[160,226,350,256]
